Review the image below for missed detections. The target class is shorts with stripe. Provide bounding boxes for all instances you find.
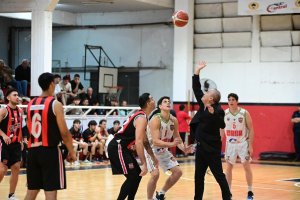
[108,138,141,175]
[0,141,21,168]
[145,148,178,173]
[225,140,251,164]
[27,146,66,191]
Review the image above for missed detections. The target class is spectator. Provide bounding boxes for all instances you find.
[82,120,102,162]
[84,87,97,105]
[176,104,191,157]
[70,74,85,97]
[96,119,109,161]
[54,74,62,101]
[0,59,21,93]
[69,119,91,165]
[60,75,75,105]
[80,98,89,113]
[66,96,84,115]
[0,83,4,104]
[89,100,104,115]
[15,59,31,96]
[108,120,121,135]
[291,104,300,161]
[119,100,128,116]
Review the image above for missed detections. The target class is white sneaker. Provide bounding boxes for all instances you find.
[8,194,19,200]
[64,161,71,166]
[73,161,80,167]
[83,159,92,165]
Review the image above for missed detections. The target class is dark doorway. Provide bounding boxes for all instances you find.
[118,71,139,105]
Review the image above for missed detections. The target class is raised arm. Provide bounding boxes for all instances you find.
[193,61,206,105]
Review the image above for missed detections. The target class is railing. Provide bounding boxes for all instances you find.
[12,105,140,128]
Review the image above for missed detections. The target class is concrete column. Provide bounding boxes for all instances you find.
[172,0,194,102]
[30,10,53,96]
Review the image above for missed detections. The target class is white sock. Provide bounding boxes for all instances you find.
[159,190,166,195]
[248,186,253,191]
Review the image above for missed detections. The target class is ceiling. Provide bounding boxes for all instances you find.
[55,0,173,13]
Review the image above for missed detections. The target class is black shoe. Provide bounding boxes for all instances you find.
[156,191,165,200]
[247,191,254,200]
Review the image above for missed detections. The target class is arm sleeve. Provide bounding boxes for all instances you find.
[192,75,204,107]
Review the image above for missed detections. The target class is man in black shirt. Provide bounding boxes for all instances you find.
[291,104,300,161]
[70,74,85,97]
[108,120,121,135]
[190,61,231,200]
[82,120,101,162]
[69,119,90,165]
[15,59,31,96]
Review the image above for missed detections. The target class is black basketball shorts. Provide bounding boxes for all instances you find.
[27,146,66,191]
[0,141,22,168]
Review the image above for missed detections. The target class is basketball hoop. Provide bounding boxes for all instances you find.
[106,86,123,103]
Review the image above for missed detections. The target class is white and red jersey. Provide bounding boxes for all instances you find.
[224,108,248,143]
[147,113,175,154]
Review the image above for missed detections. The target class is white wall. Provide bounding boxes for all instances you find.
[13,24,174,98]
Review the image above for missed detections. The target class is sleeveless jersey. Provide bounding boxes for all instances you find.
[27,96,61,148]
[147,113,175,153]
[114,110,146,149]
[0,106,22,143]
[224,108,248,143]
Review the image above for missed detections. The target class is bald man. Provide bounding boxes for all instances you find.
[190,61,231,200]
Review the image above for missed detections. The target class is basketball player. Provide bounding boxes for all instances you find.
[0,88,23,200]
[24,73,76,200]
[107,93,157,200]
[220,93,254,200]
[145,96,191,200]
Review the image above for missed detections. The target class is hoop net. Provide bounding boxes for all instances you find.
[106,86,123,102]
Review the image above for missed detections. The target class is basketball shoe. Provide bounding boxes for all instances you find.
[247,191,254,200]
[155,191,165,200]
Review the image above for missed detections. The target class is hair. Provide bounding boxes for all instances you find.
[139,93,150,108]
[38,72,55,91]
[157,96,170,107]
[179,104,185,111]
[74,74,80,78]
[54,74,61,79]
[6,88,18,97]
[88,120,97,127]
[113,120,120,125]
[73,96,81,101]
[210,89,221,103]
[62,75,68,80]
[99,119,107,125]
[227,93,239,101]
[73,119,81,124]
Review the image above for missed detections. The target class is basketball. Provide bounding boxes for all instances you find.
[172,10,189,27]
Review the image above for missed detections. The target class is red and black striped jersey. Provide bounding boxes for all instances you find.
[114,110,146,149]
[0,106,22,143]
[27,96,61,148]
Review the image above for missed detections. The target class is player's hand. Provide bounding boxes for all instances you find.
[2,134,11,145]
[195,61,207,74]
[139,163,148,176]
[184,144,194,154]
[207,105,214,114]
[172,137,181,147]
[68,151,77,162]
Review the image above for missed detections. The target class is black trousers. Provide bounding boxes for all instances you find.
[194,144,231,200]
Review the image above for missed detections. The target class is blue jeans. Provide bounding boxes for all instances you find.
[17,80,28,96]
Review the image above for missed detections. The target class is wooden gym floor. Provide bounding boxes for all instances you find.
[1,158,300,200]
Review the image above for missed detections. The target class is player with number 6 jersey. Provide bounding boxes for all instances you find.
[24,73,76,200]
